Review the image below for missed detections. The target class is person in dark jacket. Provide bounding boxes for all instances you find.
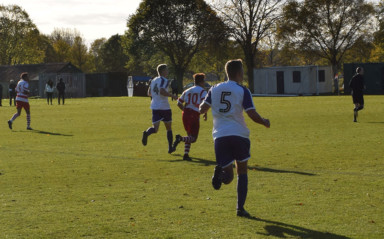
[9,80,17,106]
[56,78,66,105]
[349,67,365,122]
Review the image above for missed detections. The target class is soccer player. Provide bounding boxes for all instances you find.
[142,64,178,153]
[172,73,208,161]
[8,72,33,130]
[199,59,270,217]
[349,67,365,122]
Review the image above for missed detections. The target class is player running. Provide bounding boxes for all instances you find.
[199,59,270,217]
[141,64,178,153]
[172,73,208,161]
[8,72,33,130]
[349,67,365,122]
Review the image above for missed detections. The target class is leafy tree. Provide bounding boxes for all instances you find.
[89,38,107,72]
[99,34,128,72]
[0,4,40,65]
[125,0,227,91]
[70,36,91,72]
[371,0,384,62]
[279,0,375,77]
[211,0,286,92]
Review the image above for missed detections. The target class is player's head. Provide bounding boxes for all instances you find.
[20,72,29,81]
[225,59,243,82]
[59,78,63,82]
[356,67,364,75]
[157,64,168,77]
[193,73,205,87]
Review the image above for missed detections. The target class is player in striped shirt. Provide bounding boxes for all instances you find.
[8,72,32,130]
[172,73,208,161]
[199,59,270,217]
[141,64,178,153]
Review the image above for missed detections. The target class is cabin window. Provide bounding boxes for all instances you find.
[293,71,301,83]
[318,70,325,82]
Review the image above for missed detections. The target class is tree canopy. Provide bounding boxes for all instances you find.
[279,0,375,76]
[124,0,227,90]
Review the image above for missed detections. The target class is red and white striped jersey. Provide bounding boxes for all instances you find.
[178,85,207,113]
[15,80,29,103]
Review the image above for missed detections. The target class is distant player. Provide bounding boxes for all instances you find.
[349,67,365,122]
[142,64,178,153]
[172,73,208,161]
[8,72,33,130]
[199,59,270,217]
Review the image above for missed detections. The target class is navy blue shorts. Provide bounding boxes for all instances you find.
[152,109,172,123]
[214,136,251,168]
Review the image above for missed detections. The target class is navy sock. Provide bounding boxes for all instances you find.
[237,174,248,210]
[167,130,173,148]
[146,127,156,136]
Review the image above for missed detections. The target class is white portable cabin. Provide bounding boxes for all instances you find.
[253,65,333,95]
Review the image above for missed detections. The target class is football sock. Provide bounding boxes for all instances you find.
[146,127,156,136]
[27,114,31,127]
[10,113,20,122]
[167,130,173,149]
[184,143,191,155]
[181,136,196,143]
[237,174,248,211]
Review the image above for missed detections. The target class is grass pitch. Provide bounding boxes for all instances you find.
[1,96,383,238]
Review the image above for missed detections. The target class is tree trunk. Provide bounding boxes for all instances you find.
[174,65,185,93]
[244,51,255,93]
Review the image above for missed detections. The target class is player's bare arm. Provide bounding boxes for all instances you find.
[246,109,270,128]
[177,102,184,111]
[203,113,207,121]
[160,88,177,100]
[199,102,210,114]
[147,86,152,97]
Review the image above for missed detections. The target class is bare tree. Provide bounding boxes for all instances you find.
[211,0,285,92]
[279,0,375,77]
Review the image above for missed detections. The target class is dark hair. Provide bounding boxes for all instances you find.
[20,72,28,80]
[225,59,243,80]
[356,67,362,73]
[157,64,167,75]
[193,73,205,85]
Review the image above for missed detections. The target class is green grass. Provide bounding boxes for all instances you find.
[1,95,383,238]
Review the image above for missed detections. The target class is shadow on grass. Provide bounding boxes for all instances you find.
[169,155,316,176]
[246,216,350,239]
[249,166,316,176]
[32,129,73,137]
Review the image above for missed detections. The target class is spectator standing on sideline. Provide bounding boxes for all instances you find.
[171,79,178,101]
[199,59,270,217]
[8,72,33,130]
[45,80,54,105]
[349,67,365,122]
[141,64,178,153]
[334,74,339,95]
[9,80,16,106]
[56,78,66,105]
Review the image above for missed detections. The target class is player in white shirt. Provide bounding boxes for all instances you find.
[8,72,33,130]
[172,73,208,161]
[141,64,178,153]
[199,59,270,217]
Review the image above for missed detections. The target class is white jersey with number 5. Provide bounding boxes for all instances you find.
[178,85,207,113]
[150,76,170,110]
[202,80,255,140]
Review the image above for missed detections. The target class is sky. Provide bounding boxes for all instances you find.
[1,0,143,45]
